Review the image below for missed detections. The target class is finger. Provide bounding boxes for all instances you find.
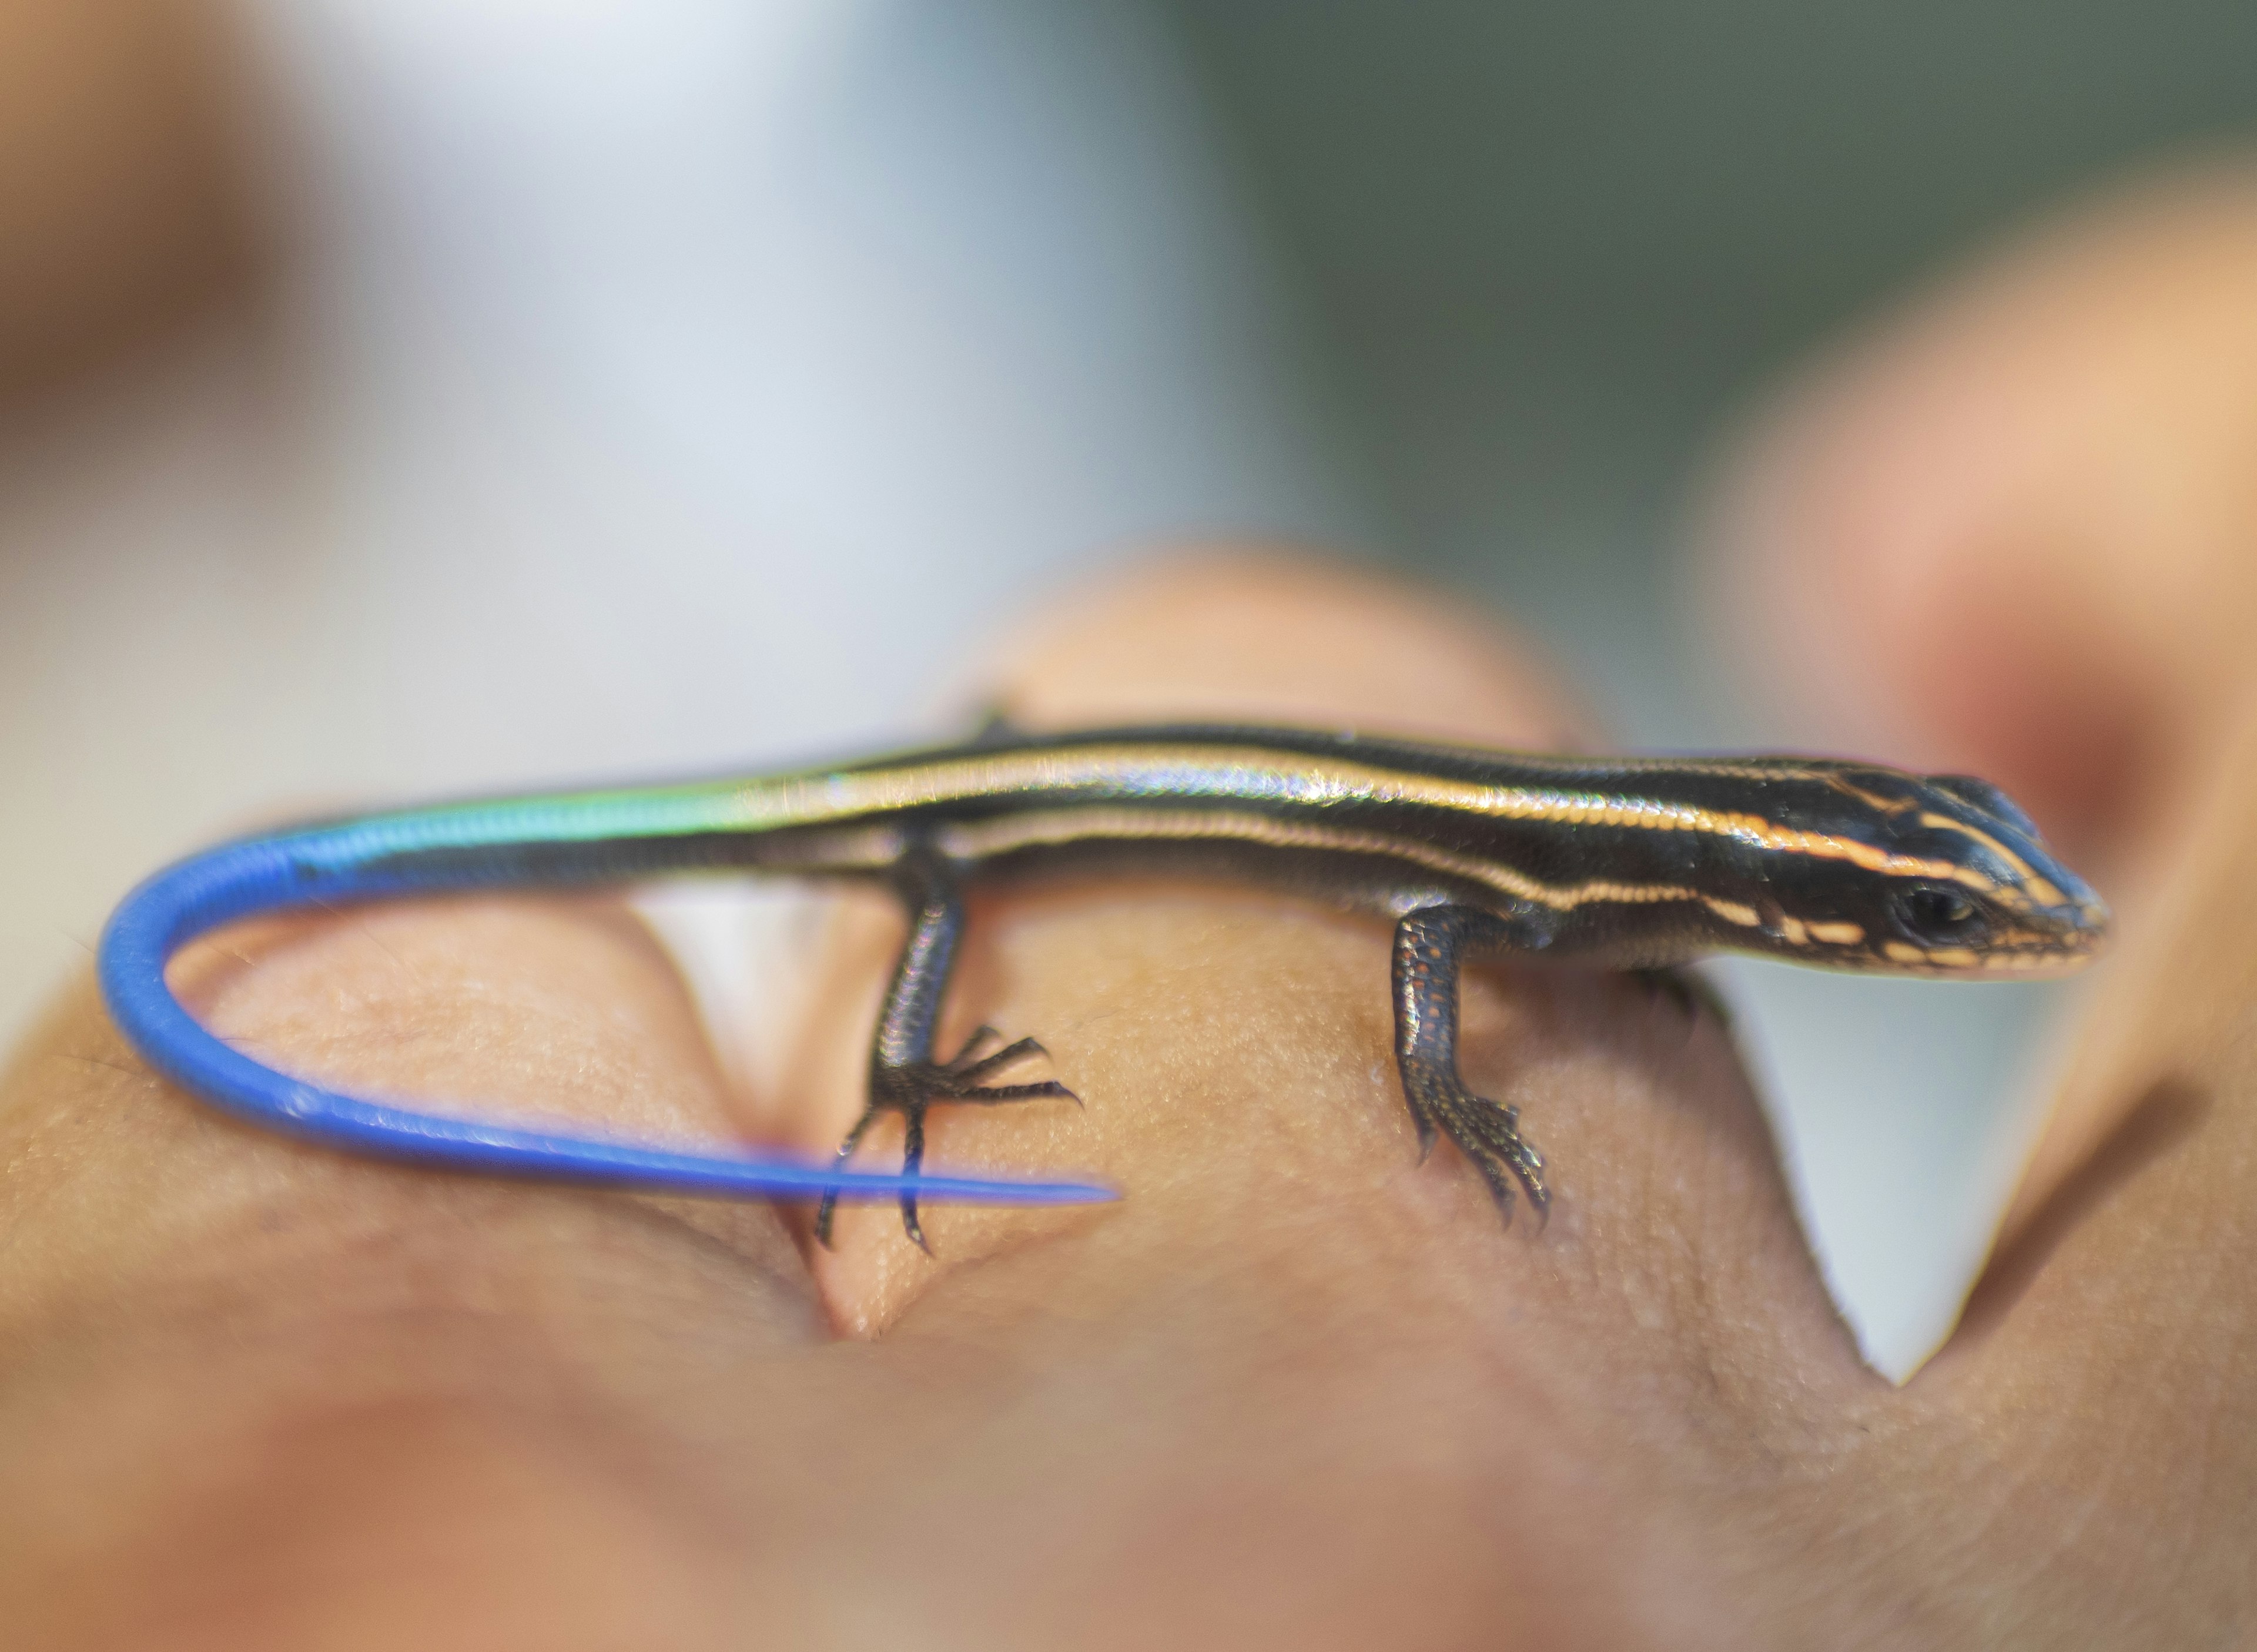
[962,547,1595,743]
[1700,160,2257,865]
[798,546,1863,1418]
[1918,699,2257,1637]
[1696,158,2257,1258]
[765,554,1970,1642]
[0,897,816,1644]
[1701,158,2257,1235]
[795,554,1651,1308]
[1699,165,2257,1628]
[794,552,1620,1326]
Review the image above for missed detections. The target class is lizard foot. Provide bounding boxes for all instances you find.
[1408,1074,1549,1229]
[814,1025,1076,1251]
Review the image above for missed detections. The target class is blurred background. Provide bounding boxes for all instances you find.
[4,0,2252,1376]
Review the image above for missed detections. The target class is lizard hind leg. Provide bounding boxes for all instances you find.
[1391,905,1551,1227]
[813,852,1076,1252]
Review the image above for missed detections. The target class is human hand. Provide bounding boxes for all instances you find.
[8,164,2257,1648]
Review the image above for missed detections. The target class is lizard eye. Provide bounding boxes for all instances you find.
[1892,883,1986,945]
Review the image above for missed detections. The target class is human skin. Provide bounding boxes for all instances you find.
[0,0,251,400]
[7,175,2257,1648]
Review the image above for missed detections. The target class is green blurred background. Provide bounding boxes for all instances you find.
[1164,0,2257,736]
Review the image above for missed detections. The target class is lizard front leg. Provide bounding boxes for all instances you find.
[813,846,1075,1251]
[1392,904,1551,1225]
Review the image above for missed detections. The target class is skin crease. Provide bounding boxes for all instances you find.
[5,178,2257,1648]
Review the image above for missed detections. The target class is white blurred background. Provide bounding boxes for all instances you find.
[5,0,2250,1376]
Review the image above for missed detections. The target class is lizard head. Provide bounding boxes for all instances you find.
[1726,762,2110,978]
